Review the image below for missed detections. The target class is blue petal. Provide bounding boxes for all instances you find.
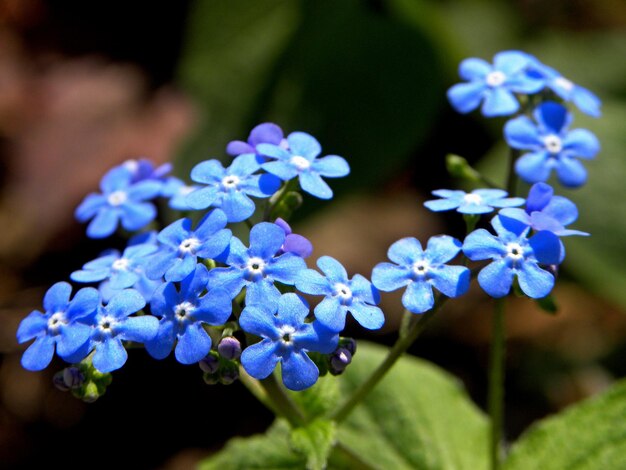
[296,269,331,296]
[556,157,587,188]
[118,315,159,343]
[221,191,256,222]
[282,234,313,258]
[281,350,319,391]
[430,265,470,298]
[195,209,228,240]
[482,87,519,117]
[299,172,333,199]
[249,223,285,259]
[314,297,344,332]
[246,279,281,306]
[447,82,486,113]
[267,254,307,285]
[459,58,490,80]
[517,262,554,298]
[241,340,279,379]
[229,153,262,177]
[127,180,162,201]
[185,185,221,210]
[145,250,177,280]
[526,183,553,212]
[317,256,347,282]
[297,322,339,354]
[65,287,100,320]
[529,231,561,265]
[21,335,55,371]
[494,215,530,238]
[387,237,422,265]
[165,254,197,282]
[180,264,209,298]
[463,229,504,261]
[196,229,231,260]
[145,321,175,359]
[109,270,139,289]
[256,143,290,161]
[572,87,601,117]
[207,267,246,299]
[425,235,462,264]
[100,166,131,193]
[287,132,321,159]
[262,160,299,181]
[477,259,514,298]
[313,156,350,177]
[424,198,461,212]
[175,323,212,364]
[277,293,310,328]
[350,274,380,304]
[504,116,543,150]
[44,282,72,312]
[105,289,146,318]
[56,323,92,357]
[349,301,385,330]
[194,288,233,325]
[535,102,569,134]
[86,208,121,238]
[515,151,551,184]
[371,263,410,292]
[120,202,156,231]
[543,195,578,226]
[240,305,279,338]
[93,337,128,373]
[493,50,529,75]
[190,160,224,184]
[75,193,105,221]
[248,122,284,146]
[402,281,434,314]
[16,311,48,343]
[562,129,600,159]
[226,140,254,156]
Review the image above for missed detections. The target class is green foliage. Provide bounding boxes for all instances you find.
[504,379,626,470]
[200,342,489,469]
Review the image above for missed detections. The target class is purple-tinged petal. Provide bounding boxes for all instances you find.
[283,234,313,258]
[226,140,254,156]
[248,123,284,146]
[281,350,319,391]
[241,340,279,379]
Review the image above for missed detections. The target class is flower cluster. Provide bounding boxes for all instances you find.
[17,124,373,394]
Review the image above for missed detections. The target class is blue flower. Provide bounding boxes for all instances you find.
[122,158,172,184]
[526,59,601,117]
[161,177,200,211]
[372,236,470,314]
[257,132,350,200]
[145,210,231,282]
[447,51,543,117]
[88,289,159,373]
[296,256,384,332]
[186,154,281,222]
[75,165,163,238]
[274,218,313,258]
[505,101,600,187]
[424,189,524,215]
[208,222,307,305]
[145,264,232,364]
[463,216,561,298]
[240,293,338,391]
[497,183,588,238]
[226,122,287,160]
[16,282,99,371]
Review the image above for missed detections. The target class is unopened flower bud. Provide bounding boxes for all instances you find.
[339,338,357,356]
[199,353,220,374]
[82,382,100,403]
[218,336,242,360]
[53,371,70,391]
[329,347,352,375]
[446,154,480,181]
[63,367,85,389]
[203,372,219,385]
[220,364,240,385]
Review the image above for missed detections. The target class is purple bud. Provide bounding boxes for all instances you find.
[218,336,242,360]
[330,348,352,375]
[340,338,357,356]
[220,367,239,385]
[63,367,85,389]
[199,354,220,374]
[53,371,70,392]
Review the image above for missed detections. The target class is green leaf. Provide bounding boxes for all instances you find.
[334,341,489,470]
[290,419,336,470]
[200,342,488,469]
[289,374,340,419]
[504,379,626,470]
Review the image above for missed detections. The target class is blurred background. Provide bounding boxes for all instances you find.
[0,0,625,468]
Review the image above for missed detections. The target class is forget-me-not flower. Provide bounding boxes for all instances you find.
[208,222,307,305]
[122,158,172,184]
[75,165,163,238]
[145,264,232,365]
[505,101,600,187]
[463,216,561,298]
[424,189,524,215]
[240,293,339,391]
[372,236,470,314]
[186,154,281,222]
[296,256,384,332]
[257,132,350,200]
[87,289,159,373]
[161,177,200,211]
[17,282,99,371]
[447,50,543,117]
[145,209,231,282]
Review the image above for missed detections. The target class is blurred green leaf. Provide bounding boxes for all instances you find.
[290,419,336,470]
[504,378,626,469]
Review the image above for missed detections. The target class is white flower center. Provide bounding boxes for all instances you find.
[112,258,130,271]
[221,175,240,190]
[246,257,266,279]
[47,312,67,333]
[463,193,483,205]
[98,315,117,333]
[290,155,311,171]
[554,76,574,92]
[179,237,201,254]
[412,260,430,277]
[333,283,353,302]
[506,242,525,260]
[174,301,195,322]
[486,71,506,87]
[543,134,563,154]
[107,190,128,206]
[279,325,296,345]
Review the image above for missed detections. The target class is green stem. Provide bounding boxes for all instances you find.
[259,372,306,427]
[239,367,275,413]
[263,179,295,221]
[331,303,443,423]
[333,442,381,470]
[488,298,506,470]
[506,149,520,196]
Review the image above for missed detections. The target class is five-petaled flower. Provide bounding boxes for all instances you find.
[505,101,600,188]
[240,293,338,391]
[424,189,524,215]
[372,236,470,314]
